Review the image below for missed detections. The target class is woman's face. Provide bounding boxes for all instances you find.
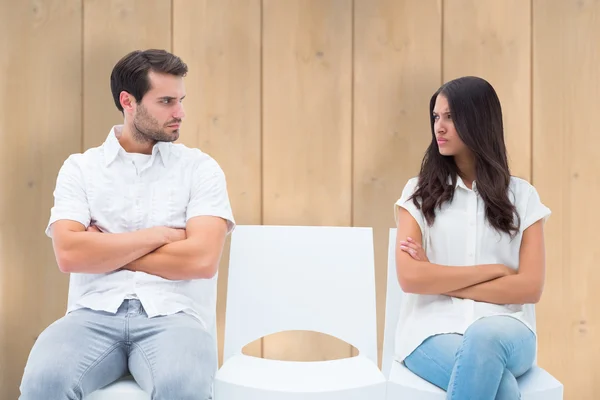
[432,94,468,157]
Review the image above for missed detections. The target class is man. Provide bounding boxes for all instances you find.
[19,49,235,399]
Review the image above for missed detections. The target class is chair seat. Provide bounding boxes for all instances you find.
[85,376,150,400]
[215,354,386,399]
[387,361,563,400]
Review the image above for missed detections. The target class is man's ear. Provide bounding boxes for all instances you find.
[119,91,135,113]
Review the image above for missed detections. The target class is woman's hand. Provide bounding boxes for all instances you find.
[86,224,102,233]
[399,237,429,262]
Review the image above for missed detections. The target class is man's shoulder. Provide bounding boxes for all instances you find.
[172,144,224,173]
[60,147,102,169]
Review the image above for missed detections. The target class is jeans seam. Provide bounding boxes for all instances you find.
[449,343,464,399]
[506,328,537,377]
[131,342,157,398]
[73,341,125,396]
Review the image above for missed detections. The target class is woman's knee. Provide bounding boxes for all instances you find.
[463,317,535,362]
[495,368,520,400]
[465,317,525,347]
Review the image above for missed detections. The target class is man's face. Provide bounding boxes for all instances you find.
[132,70,186,143]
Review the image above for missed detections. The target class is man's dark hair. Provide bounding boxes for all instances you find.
[110,49,188,113]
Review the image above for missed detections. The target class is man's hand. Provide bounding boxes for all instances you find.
[122,216,228,280]
[162,227,187,244]
[121,227,187,272]
[51,220,175,274]
[83,224,187,273]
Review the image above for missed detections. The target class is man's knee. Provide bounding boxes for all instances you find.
[20,362,80,400]
[152,370,213,400]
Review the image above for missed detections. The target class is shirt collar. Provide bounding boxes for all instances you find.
[103,125,172,167]
[447,174,477,192]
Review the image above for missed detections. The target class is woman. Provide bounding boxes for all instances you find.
[394,76,550,399]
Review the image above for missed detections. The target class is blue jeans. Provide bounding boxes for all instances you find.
[19,299,216,400]
[404,316,536,400]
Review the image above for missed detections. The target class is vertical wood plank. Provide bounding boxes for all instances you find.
[173,0,262,363]
[83,0,172,149]
[533,1,600,398]
[0,1,82,398]
[353,0,442,365]
[262,0,353,361]
[443,0,531,181]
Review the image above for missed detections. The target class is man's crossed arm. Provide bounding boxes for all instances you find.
[50,216,229,280]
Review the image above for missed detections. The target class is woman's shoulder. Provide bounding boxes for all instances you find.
[395,177,421,209]
[508,176,536,195]
[405,176,419,188]
[509,176,551,228]
[399,176,420,198]
[508,176,544,207]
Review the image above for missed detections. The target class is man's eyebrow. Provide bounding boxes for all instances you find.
[157,95,186,100]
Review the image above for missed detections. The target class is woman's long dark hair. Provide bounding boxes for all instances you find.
[410,76,520,238]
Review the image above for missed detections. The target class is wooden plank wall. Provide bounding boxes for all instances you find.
[533,1,600,398]
[1,1,598,399]
[0,0,82,396]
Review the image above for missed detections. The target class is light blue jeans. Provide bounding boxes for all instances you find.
[404,316,536,400]
[19,299,216,400]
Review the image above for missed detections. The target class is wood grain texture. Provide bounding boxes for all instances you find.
[533,1,600,398]
[353,0,442,363]
[443,0,532,181]
[173,0,262,363]
[0,1,598,395]
[262,0,353,361]
[83,0,172,149]
[0,1,82,398]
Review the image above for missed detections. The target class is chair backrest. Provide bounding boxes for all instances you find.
[222,225,379,365]
[382,228,401,379]
[381,228,540,379]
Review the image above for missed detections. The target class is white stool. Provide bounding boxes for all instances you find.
[84,376,149,400]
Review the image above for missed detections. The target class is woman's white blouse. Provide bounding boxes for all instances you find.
[393,175,551,362]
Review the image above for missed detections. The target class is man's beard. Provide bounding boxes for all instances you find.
[132,104,180,144]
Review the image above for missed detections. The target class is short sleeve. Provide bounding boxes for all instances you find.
[187,159,236,234]
[522,185,551,231]
[46,155,91,238]
[394,177,426,235]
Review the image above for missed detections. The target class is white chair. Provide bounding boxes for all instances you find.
[85,376,149,400]
[382,228,564,400]
[214,225,386,400]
